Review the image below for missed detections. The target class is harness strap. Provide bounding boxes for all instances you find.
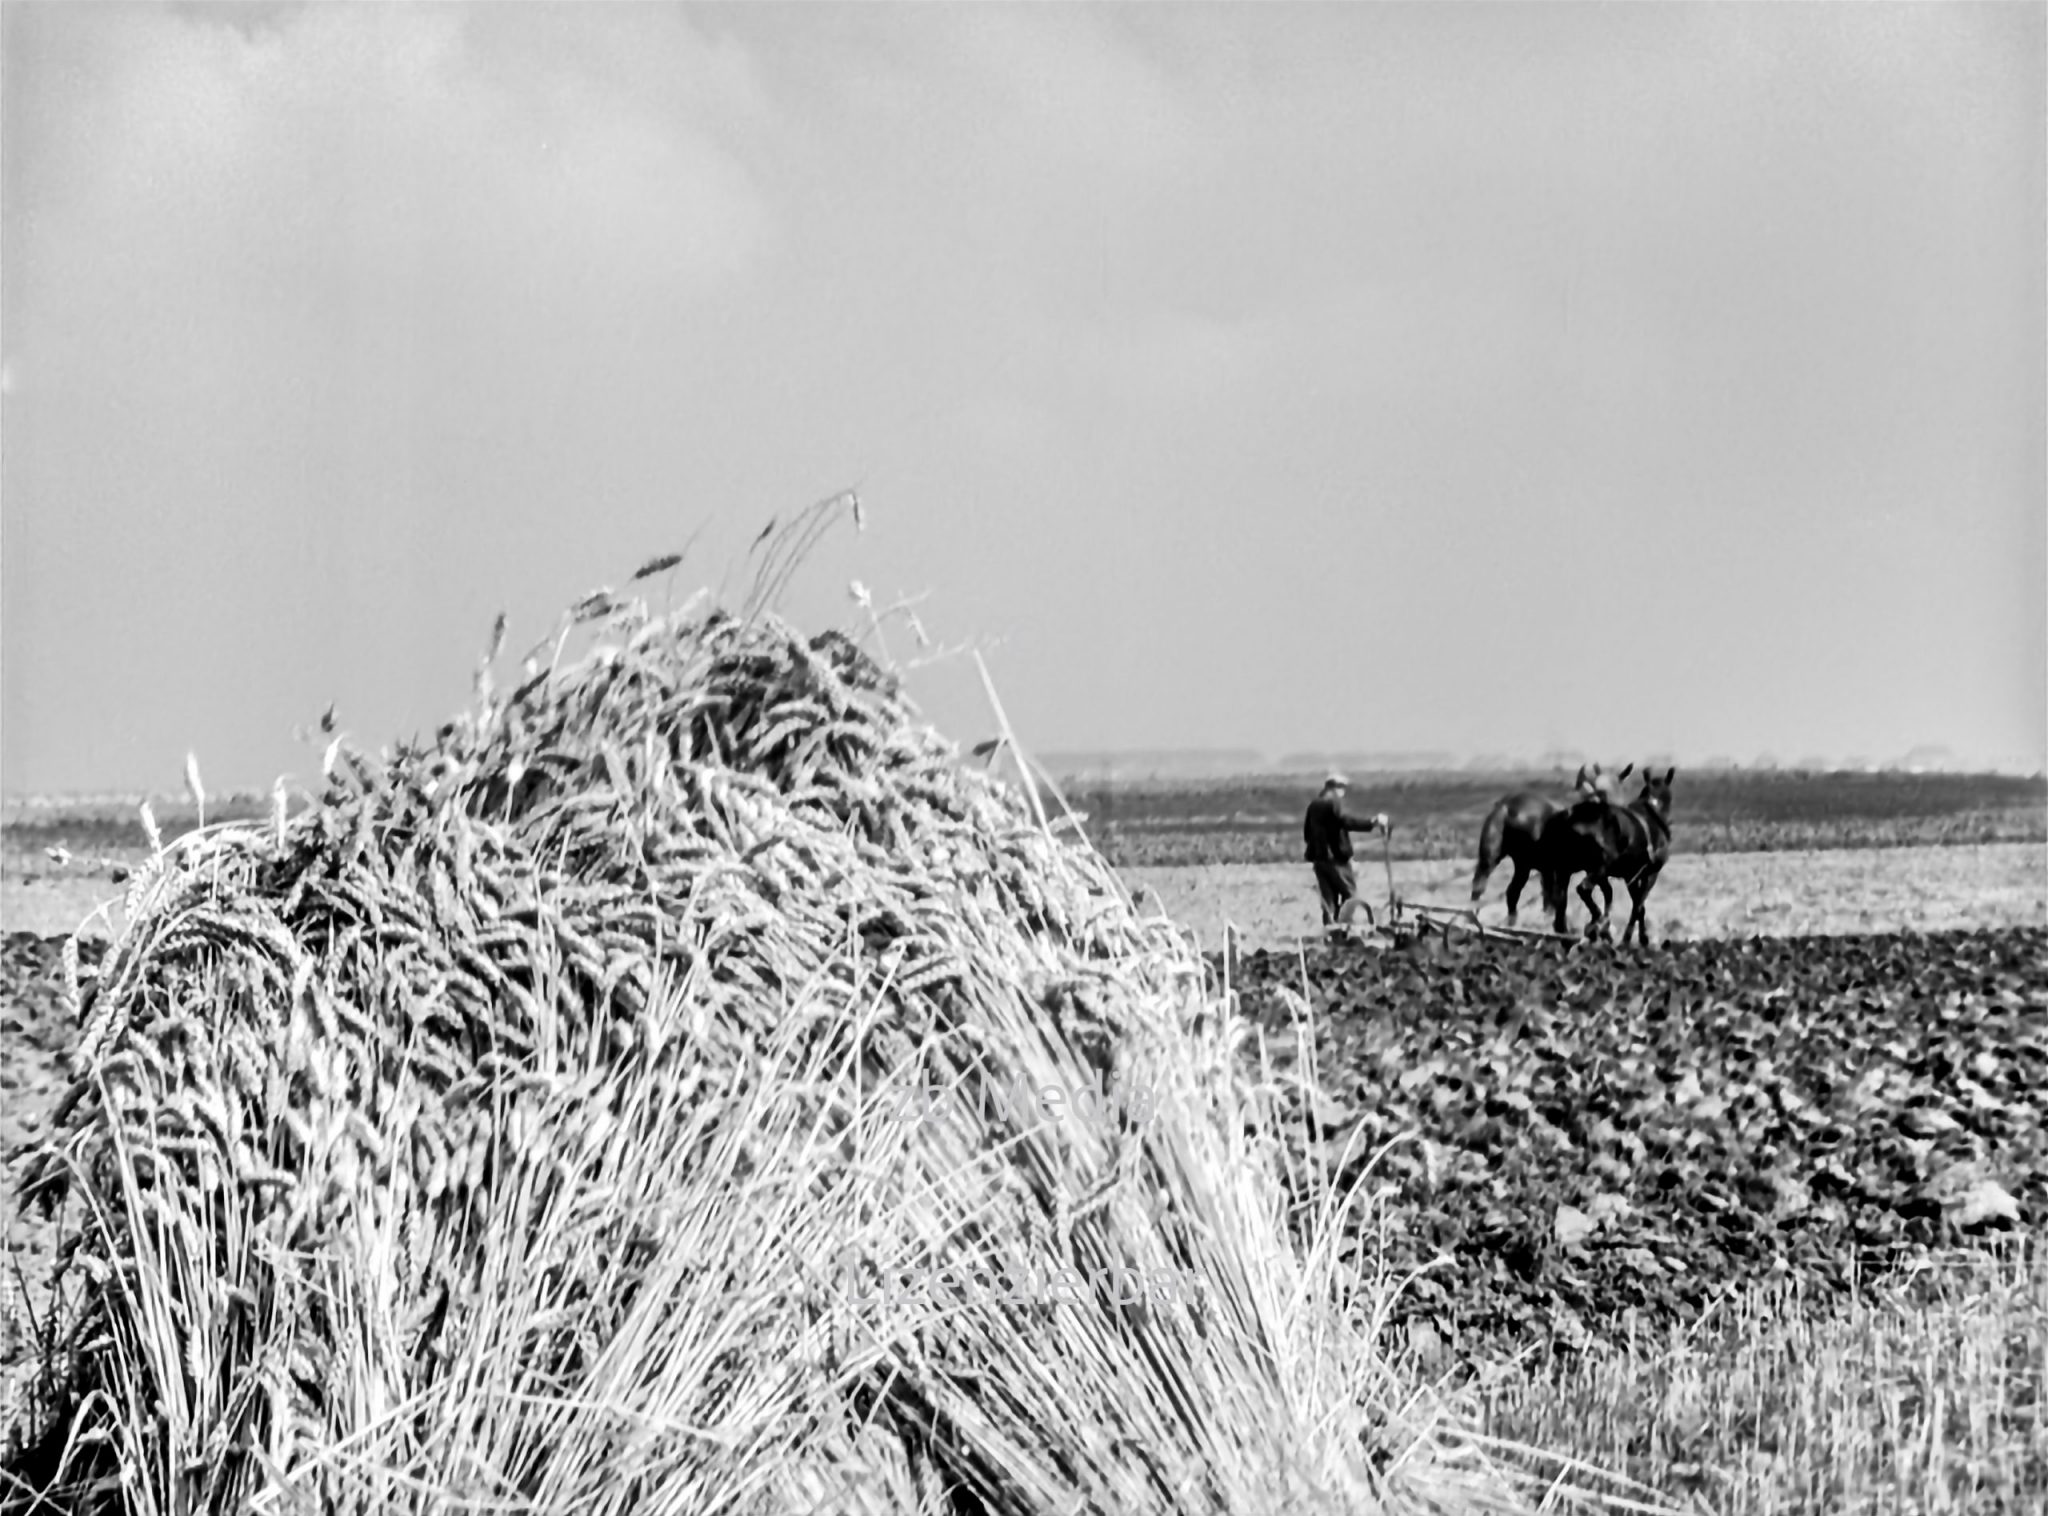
[1618,802,1669,889]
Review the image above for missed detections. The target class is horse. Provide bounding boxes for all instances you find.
[1549,766,1676,945]
[1470,762,1631,928]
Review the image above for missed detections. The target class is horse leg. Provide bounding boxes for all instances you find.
[1626,866,1663,947]
[1582,873,1619,941]
[1546,869,1573,934]
[1504,860,1531,926]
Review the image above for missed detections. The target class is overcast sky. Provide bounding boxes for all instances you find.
[4,3,2043,795]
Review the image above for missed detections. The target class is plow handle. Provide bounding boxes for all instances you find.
[1381,821,1396,914]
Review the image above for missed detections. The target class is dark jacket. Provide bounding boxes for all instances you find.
[1303,793,1381,864]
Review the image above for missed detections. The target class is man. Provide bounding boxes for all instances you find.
[1302,773,1389,932]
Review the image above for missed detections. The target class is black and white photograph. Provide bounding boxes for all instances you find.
[3,5,2044,1513]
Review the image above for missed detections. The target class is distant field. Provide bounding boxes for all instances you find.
[1127,843,2048,953]
[1053,768,2047,867]
[3,794,312,938]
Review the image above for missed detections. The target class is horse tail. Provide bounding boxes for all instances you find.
[1471,801,1509,902]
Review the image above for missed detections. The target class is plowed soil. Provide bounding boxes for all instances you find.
[1232,925,2048,1352]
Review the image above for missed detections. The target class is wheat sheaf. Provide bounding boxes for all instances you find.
[4,496,1620,1516]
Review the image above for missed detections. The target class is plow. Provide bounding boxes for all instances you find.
[1346,896,1580,948]
[1333,823,1581,947]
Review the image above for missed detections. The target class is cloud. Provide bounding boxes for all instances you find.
[943,9,1192,177]
[826,8,1193,179]
[8,3,768,349]
[1,4,781,792]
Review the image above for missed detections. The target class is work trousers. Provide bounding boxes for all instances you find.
[1312,861,1357,927]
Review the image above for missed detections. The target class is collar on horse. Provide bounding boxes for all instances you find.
[1616,797,1670,888]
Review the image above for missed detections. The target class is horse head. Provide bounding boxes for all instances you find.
[1572,761,1633,807]
[1634,765,1677,825]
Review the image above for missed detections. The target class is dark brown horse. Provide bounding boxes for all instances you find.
[1550,766,1676,945]
[1470,763,1630,928]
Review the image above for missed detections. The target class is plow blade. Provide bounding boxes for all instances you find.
[1388,901,1579,945]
